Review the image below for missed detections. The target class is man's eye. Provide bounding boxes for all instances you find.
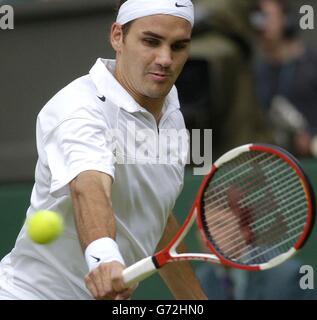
[143,38,159,46]
[172,43,188,51]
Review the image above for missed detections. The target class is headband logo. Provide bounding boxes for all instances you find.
[175,2,188,8]
[116,0,194,27]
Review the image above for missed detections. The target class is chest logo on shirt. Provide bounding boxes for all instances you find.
[97,95,106,102]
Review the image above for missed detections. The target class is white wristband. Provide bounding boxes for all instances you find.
[84,237,125,272]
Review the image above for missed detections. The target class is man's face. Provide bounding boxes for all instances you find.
[111,15,192,105]
[258,0,285,42]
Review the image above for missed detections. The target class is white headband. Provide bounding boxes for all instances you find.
[116,0,194,27]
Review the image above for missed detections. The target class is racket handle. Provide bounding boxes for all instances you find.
[122,256,158,288]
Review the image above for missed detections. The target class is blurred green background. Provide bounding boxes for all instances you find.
[1,160,316,299]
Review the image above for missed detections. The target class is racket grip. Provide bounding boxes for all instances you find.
[122,256,158,288]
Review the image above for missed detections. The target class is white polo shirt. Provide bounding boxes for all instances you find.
[0,59,187,299]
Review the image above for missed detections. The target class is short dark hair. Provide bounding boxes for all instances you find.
[117,0,133,39]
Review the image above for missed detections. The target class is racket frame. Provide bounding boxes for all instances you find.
[196,144,315,271]
[122,144,315,286]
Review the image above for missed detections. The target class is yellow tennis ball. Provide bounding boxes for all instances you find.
[26,210,64,244]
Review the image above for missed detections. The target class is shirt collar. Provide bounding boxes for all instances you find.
[89,58,180,114]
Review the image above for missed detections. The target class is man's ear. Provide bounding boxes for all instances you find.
[110,23,124,52]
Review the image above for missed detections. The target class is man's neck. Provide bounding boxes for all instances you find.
[113,65,165,123]
[140,97,164,123]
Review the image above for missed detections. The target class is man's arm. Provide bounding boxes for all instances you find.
[70,170,115,247]
[69,170,133,300]
[156,213,207,300]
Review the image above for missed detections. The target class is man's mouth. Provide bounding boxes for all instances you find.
[148,72,171,81]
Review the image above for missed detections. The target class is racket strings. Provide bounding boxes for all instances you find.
[212,191,306,251]
[204,186,306,235]
[217,211,306,261]
[205,152,304,216]
[203,169,305,234]
[204,160,274,204]
[200,151,309,265]
[211,200,305,258]
[203,163,293,220]
[204,157,295,208]
[242,233,301,264]
[203,170,301,223]
[206,213,304,261]
[204,201,306,250]
[210,152,271,186]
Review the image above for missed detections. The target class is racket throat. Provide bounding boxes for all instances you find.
[163,208,198,256]
[153,251,173,268]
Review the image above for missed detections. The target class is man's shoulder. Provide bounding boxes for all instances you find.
[37,74,118,136]
[47,74,100,107]
[41,73,116,113]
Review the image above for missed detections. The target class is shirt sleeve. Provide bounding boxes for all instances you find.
[43,117,115,198]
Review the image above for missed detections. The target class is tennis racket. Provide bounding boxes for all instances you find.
[122,143,315,287]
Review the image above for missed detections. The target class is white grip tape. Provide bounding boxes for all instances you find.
[85,237,125,272]
[122,256,157,288]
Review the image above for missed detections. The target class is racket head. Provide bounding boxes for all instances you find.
[196,143,315,271]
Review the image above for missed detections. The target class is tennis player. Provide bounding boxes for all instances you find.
[0,0,207,300]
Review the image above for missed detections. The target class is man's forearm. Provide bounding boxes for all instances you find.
[70,170,115,250]
[70,171,131,300]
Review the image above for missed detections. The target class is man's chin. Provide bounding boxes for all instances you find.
[145,85,173,99]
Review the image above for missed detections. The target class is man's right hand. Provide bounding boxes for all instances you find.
[85,261,135,300]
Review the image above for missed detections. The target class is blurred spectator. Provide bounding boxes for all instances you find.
[196,260,317,300]
[195,230,317,300]
[253,0,317,158]
[176,0,273,160]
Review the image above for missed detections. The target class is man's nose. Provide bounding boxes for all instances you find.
[155,46,173,68]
